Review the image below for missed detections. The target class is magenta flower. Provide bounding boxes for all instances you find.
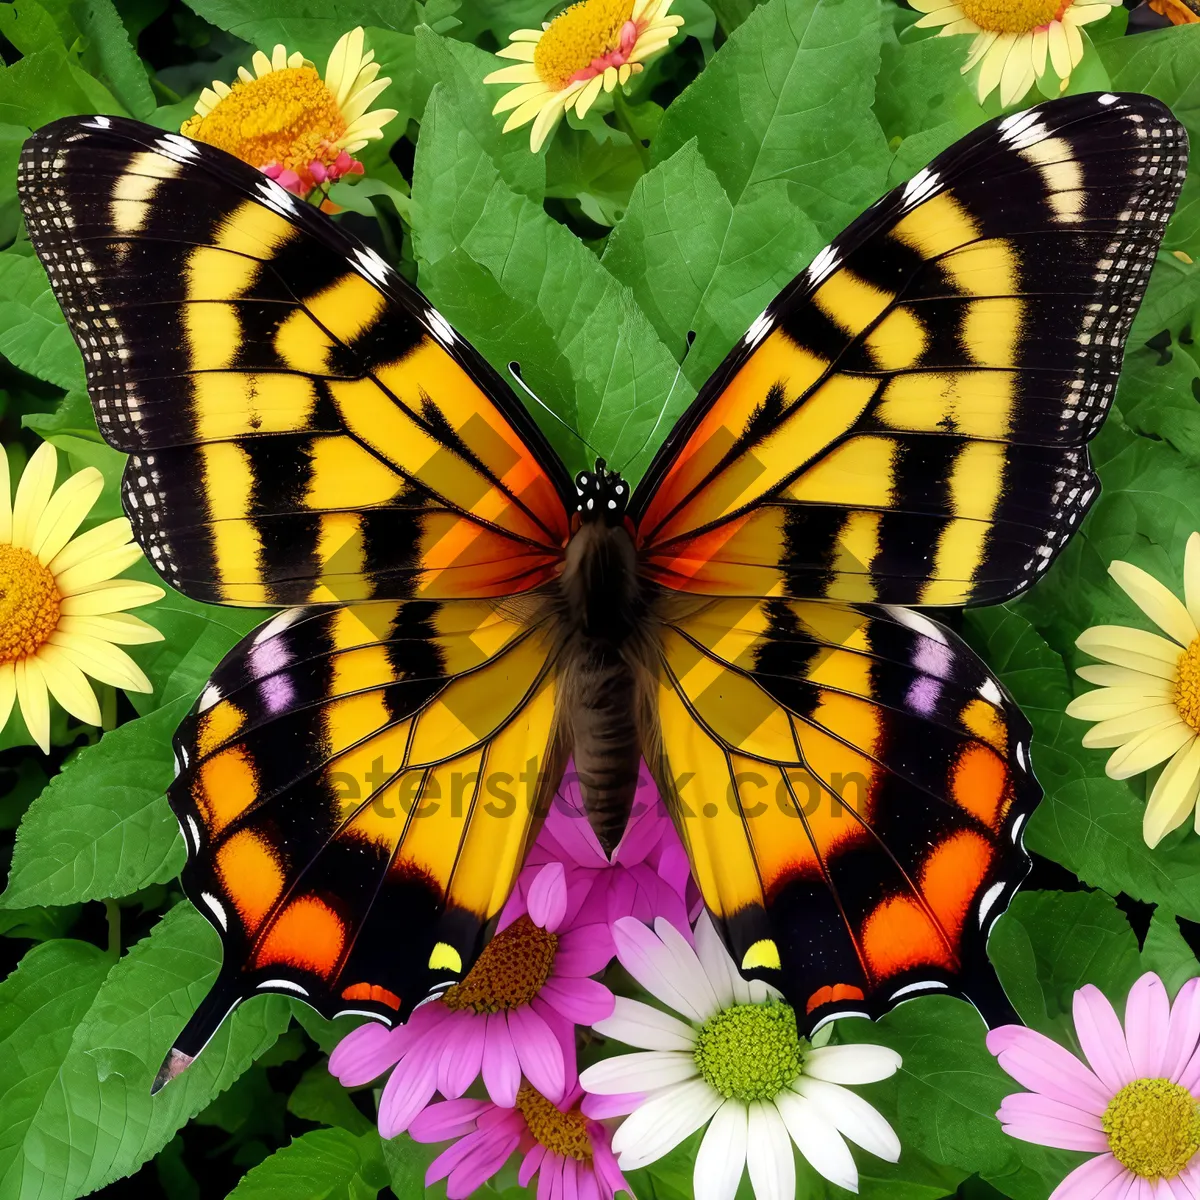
[408,1084,630,1200]
[988,972,1200,1197]
[499,758,693,961]
[328,861,615,1136]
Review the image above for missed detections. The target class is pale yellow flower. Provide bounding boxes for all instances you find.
[0,443,164,752]
[1066,534,1200,848]
[485,0,685,152]
[908,0,1122,107]
[181,28,398,199]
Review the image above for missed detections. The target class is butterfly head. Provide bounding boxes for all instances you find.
[575,459,629,527]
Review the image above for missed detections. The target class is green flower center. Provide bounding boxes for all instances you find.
[693,1001,806,1102]
[1102,1078,1200,1180]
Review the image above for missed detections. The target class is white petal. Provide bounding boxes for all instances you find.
[746,1100,795,1200]
[579,1049,699,1095]
[593,997,698,1051]
[613,917,710,1022]
[793,1077,901,1161]
[12,442,58,552]
[804,1043,902,1085]
[655,917,722,1020]
[773,1088,859,1192]
[694,910,748,1006]
[1109,561,1198,648]
[612,1077,721,1169]
[694,1099,748,1200]
[1145,737,1200,848]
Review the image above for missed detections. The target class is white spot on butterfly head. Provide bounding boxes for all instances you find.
[743,309,773,348]
[426,306,457,347]
[806,244,841,287]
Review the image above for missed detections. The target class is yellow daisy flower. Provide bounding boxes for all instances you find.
[484,0,685,152]
[181,28,398,200]
[0,443,164,753]
[1066,534,1200,848]
[908,0,1122,107]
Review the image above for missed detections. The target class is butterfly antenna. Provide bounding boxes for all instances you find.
[507,361,604,463]
[616,330,696,475]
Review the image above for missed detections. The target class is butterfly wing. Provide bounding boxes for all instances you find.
[19,116,572,606]
[634,93,1187,605]
[635,93,1188,1030]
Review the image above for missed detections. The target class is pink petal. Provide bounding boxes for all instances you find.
[529,863,569,932]
[1124,973,1171,1078]
[1074,985,1138,1093]
[985,1025,1025,1055]
[538,1153,561,1200]
[657,840,692,901]
[534,1000,580,1094]
[520,1143,548,1188]
[378,1042,439,1137]
[447,1129,523,1199]
[1166,978,1200,1082]
[438,1010,487,1099]
[591,1132,629,1198]
[580,1090,644,1119]
[613,766,665,866]
[410,1097,491,1144]
[482,1011,521,1107]
[508,1005,566,1101]
[556,924,616,977]
[578,1162,601,1200]
[1048,1154,1126,1200]
[992,1026,1111,1114]
[540,975,615,1025]
[563,1155,579,1200]
[999,1117,1109,1152]
[327,1021,405,1086]
[997,1092,1103,1130]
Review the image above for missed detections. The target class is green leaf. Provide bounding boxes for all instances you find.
[288,1063,373,1135]
[0,698,188,909]
[1099,25,1200,141]
[0,940,113,1191]
[0,903,291,1200]
[1141,909,1200,999]
[603,137,821,391]
[545,121,645,229]
[841,998,1084,1200]
[1116,345,1200,464]
[69,0,158,119]
[0,252,86,391]
[653,0,891,241]
[987,890,1141,1043]
[411,62,682,480]
[0,46,125,129]
[226,1128,389,1200]
[380,1134,435,1200]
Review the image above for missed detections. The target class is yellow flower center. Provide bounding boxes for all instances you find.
[441,915,558,1012]
[516,1082,593,1161]
[0,544,62,666]
[956,0,1067,32]
[1176,639,1200,732]
[534,0,634,89]
[1102,1078,1200,1180]
[180,66,347,176]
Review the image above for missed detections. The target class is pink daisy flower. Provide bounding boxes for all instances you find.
[328,861,615,1136]
[988,972,1200,1198]
[500,758,694,960]
[408,1084,630,1200]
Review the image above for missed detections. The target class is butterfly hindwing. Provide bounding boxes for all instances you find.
[634,93,1188,606]
[167,597,559,1066]
[652,597,1036,1029]
[18,116,572,607]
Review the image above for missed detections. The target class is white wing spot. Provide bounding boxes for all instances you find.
[201,892,229,931]
[806,244,841,286]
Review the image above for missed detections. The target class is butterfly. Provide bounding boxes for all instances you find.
[17,92,1187,1092]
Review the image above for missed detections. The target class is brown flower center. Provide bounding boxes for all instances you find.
[441,915,558,1012]
[516,1082,593,1161]
[0,544,61,665]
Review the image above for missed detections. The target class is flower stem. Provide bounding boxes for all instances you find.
[104,899,121,960]
[612,88,650,170]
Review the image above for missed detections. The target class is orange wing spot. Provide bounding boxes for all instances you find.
[216,828,284,931]
[921,829,994,944]
[196,701,246,759]
[861,894,954,979]
[341,982,402,1010]
[951,742,1010,830]
[960,698,1008,754]
[805,983,867,1014]
[255,895,345,975]
[194,744,258,835]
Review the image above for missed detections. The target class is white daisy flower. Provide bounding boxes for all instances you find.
[579,914,902,1199]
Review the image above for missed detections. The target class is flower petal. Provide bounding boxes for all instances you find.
[793,1077,901,1160]
[1077,625,1183,679]
[977,32,1016,102]
[1048,17,1072,79]
[1107,721,1194,780]
[1109,560,1198,648]
[803,1043,902,1085]
[539,975,614,1026]
[48,517,135,576]
[987,1026,1110,1114]
[746,1100,794,1200]
[693,910,747,1006]
[437,1010,487,1099]
[1080,705,1185,749]
[0,447,11,544]
[613,916,709,1022]
[15,657,50,752]
[654,916,721,1019]
[996,1090,1103,1131]
[527,862,568,932]
[1144,737,1200,848]
[1077,663,1174,691]
[484,63,543,84]
[1067,687,1174,722]
[693,1098,748,1200]
[773,1088,859,1192]
[1048,1153,1127,1200]
[592,996,697,1051]
[32,467,102,564]
[0,662,15,734]
[34,644,102,726]
[328,1021,407,1086]
[1072,984,1137,1094]
[1124,972,1170,1078]
[47,632,151,692]
[611,1077,721,1169]
[54,543,145,596]
[1165,977,1200,1082]
[12,442,58,552]
[580,1049,698,1094]
[58,613,162,646]
[58,579,165,617]
[481,1010,521,1107]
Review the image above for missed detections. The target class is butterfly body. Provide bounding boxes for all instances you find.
[17,95,1188,1086]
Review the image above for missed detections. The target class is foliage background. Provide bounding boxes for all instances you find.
[1,0,1200,1197]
